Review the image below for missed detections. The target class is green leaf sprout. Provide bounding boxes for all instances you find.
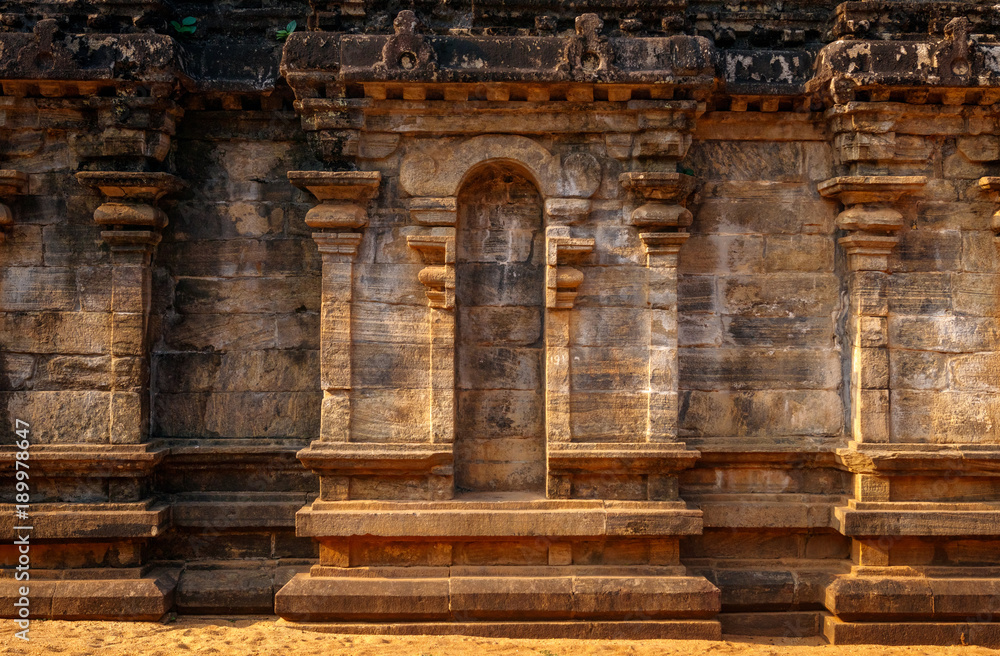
[276,20,297,41]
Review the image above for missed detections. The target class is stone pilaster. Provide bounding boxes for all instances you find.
[77,171,183,444]
[288,171,380,443]
[818,175,925,445]
[622,172,696,444]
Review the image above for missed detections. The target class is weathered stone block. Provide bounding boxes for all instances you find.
[891,390,1000,443]
[695,199,836,235]
[1,266,78,311]
[153,391,320,438]
[679,348,840,390]
[721,274,839,318]
[457,306,542,345]
[571,307,649,346]
[155,350,319,393]
[678,390,843,437]
[723,316,834,348]
[457,346,541,391]
[891,229,962,273]
[679,314,723,347]
[678,234,764,275]
[569,346,647,390]
[888,273,952,315]
[687,141,804,182]
[890,350,949,390]
[353,343,429,389]
[174,276,321,314]
[953,273,1000,317]
[350,388,430,443]
[678,276,718,314]
[569,391,647,441]
[889,315,1000,353]
[2,390,110,443]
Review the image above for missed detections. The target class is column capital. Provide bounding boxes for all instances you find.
[77,171,183,236]
[289,170,381,230]
[620,171,697,229]
[820,175,926,272]
[818,175,927,208]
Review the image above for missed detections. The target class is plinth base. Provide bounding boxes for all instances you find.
[824,616,1000,646]
[0,568,178,620]
[276,570,720,623]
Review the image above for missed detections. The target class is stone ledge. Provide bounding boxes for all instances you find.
[720,610,827,637]
[309,564,691,578]
[297,442,453,475]
[175,563,310,615]
[835,504,1000,537]
[297,497,703,537]
[548,442,700,474]
[0,444,166,477]
[276,618,722,639]
[276,573,720,622]
[838,442,1000,475]
[0,568,177,620]
[0,501,170,540]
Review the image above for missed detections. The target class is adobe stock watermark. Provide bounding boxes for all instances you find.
[12,419,32,641]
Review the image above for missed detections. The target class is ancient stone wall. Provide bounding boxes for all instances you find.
[1,0,1000,645]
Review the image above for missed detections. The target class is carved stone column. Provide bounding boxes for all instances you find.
[818,175,925,445]
[77,172,184,444]
[288,171,380,443]
[0,170,27,243]
[622,172,696,444]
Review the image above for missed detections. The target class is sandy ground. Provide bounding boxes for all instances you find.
[2,617,1000,656]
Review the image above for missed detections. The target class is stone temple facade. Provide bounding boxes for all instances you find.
[1,0,1000,646]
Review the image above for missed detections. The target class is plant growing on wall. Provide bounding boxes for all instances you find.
[276,21,297,40]
[171,16,197,34]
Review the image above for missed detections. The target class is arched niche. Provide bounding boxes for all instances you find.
[453,161,546,494]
